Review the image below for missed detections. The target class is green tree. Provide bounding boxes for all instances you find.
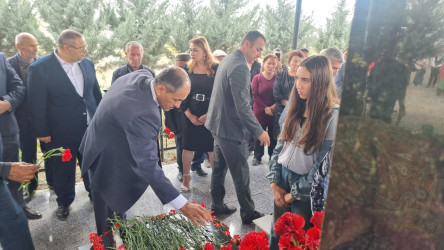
[263,0,318,55]
[34,0,112,65]
[399,0,444,61]
[109,0,172,69]
[0,0,51,56]
[316,0,351,51]
[197,0,260,53]
[168,0,202,55]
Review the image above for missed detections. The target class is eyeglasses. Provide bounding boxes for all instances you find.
[67,44,88,51]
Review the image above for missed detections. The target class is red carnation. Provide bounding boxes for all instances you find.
[168,133,175,139]
[220,243,233,250]
[62,148,72,162]
[164,127,171,134]
[310,211,324,230]
[89,233,98,243]
[114,223,121,228]
[278,234,305,250]
[305,228,321,250]
[204,242,215,250]
[117,245,127,250]
[169,209,176,215]
[239,231,270,250]
[275,212,306,237]
[200,202,207,208]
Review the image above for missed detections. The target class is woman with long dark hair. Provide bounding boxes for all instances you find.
[266,55,340,248]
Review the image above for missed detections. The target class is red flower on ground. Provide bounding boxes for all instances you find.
[220,243,233,250]
[178,248,186,250]
[310,211,324,230]
[156,214,165,220]
[114,223,121,228]
[164,127,171,134]
[62,148,72,162]
[275,212,306,237]
[223,230,231,237]
[239,231,270,250]
[169,209,176,215]
[305,228,321,250]
[117,245,127,250]
[89,233,98,243]
[204,242,215,250]
[231,234,241,245]
[173,156,177,159]
[278,234,306,250]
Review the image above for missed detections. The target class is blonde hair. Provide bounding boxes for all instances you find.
[187,36,217,76]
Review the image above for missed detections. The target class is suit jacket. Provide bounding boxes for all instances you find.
[0,52,25,136]
[79,70,180,213]
[7,54,32,130]
[205,49,263,142]
[27,52,102,143]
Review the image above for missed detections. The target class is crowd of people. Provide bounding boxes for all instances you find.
[4,27,414,250]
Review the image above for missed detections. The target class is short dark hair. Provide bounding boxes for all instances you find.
[241,31,266,47]
[57,29,83,48]
[153,67,190,92]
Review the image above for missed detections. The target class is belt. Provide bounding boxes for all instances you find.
[191,93,210,101]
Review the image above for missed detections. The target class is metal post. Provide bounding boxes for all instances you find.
[292,0,302,49]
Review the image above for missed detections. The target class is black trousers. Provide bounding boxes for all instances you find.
[428,67,441,87]
[211,135,255,219]
[45,140,90,206]
[18,124,39,192]
[253,124,277,161]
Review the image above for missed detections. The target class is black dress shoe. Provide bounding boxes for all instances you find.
[211,204,237,216]
[24,206,42,220]
[252,158,261,166]
[56,206,70,220]
[242,210,264,224]
[193,168,208,176]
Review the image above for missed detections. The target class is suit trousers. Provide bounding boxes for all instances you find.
[91,189,125,247]
[46,140,90,206]
[3,133,25,208]
[19,124,38,192]
[211,135,255,219]
[0,180,34,250]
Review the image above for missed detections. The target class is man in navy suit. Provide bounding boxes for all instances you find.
[28,29,102,220]
[80,68,211,246]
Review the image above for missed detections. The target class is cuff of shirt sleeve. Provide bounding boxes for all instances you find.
[3,99,12,112]
[169,194,188,210]
[0,162,12,179]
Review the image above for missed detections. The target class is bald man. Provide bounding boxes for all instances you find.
[7,32,42,219]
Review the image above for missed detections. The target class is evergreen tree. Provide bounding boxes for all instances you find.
[399,0,444,60]
[168,0,202,55]
[34,0,111,65]
[316,0,351,51]
[110,0,172,69]
[197,0,260,53]
[0,0,50,56]
[263,0,318,55]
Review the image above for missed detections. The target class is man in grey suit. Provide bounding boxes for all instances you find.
[80,67,211,246]
[205,31,270,224]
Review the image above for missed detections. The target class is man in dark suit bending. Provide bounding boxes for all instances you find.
[205,31,270,224]
[28,29,102,220]
[79,67,211,245]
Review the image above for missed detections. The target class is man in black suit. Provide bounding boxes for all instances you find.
[80,68,211,246]
[205,31,270,224]
[28,29,102,220]
[7,33,44,208]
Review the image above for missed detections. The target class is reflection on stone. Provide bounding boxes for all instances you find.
[322,117,444,249]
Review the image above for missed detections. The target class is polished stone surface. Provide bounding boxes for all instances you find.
[26,154,274,249]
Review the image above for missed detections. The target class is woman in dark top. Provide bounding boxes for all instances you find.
[180,36,218,192]
[272,50,306,139]
[251,53,278,165]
